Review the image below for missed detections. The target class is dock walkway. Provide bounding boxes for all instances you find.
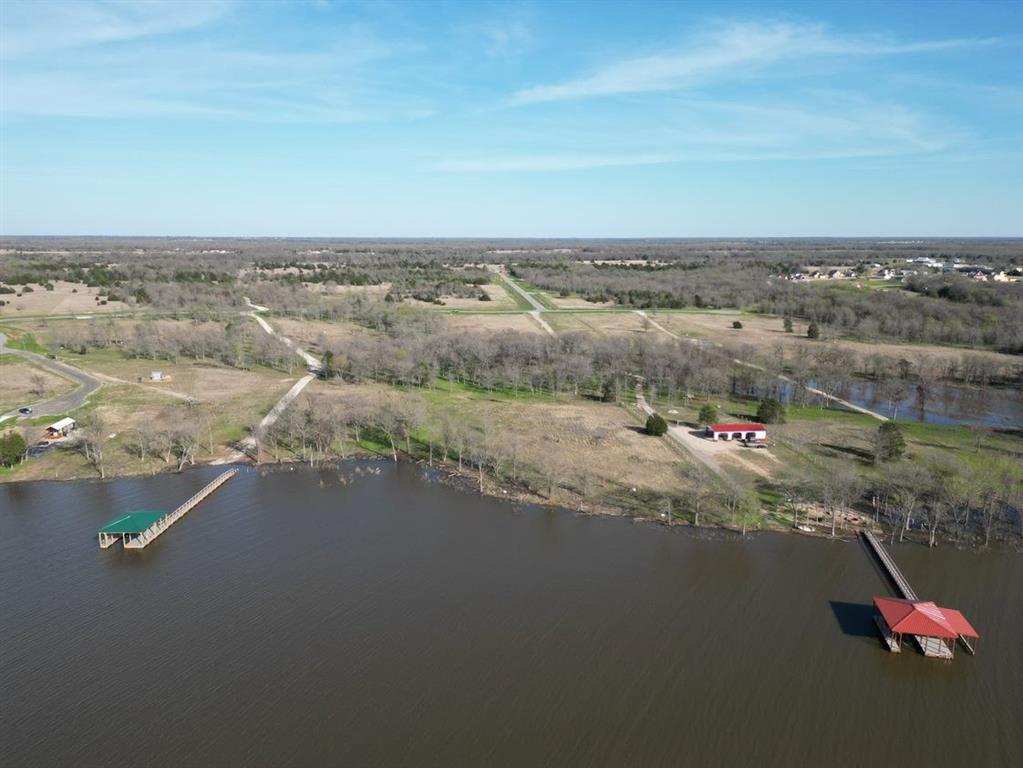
[98,469,238,550]
[862,531,917,600]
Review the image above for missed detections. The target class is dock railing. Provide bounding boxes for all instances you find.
[123,468,238,550]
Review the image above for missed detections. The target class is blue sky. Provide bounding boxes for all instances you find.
[1,0,1021,237]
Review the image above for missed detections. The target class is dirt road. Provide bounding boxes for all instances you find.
[216,302,322,462]
[635,384,777,480]
[243,298,321,369]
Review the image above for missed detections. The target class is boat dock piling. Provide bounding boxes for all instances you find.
[98,469,238,550]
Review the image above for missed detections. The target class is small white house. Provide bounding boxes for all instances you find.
[706,423,767,442]
[150,371,165,381]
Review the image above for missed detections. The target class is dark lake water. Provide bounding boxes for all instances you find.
[1,463,1021,767]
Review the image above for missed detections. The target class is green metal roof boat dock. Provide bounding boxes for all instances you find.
[97,469,239,550]
[98,511,167,534]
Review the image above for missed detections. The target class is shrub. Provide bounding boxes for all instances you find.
[0,431,27,467]
[645,413,668,436]
[783,317,793,333]
[698,404,717,425]
[807,321,820,339]
[732,321,743,329]
[756,398,786,424]
[601,380,617,402]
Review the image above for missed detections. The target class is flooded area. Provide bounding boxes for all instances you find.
[1,462,1021,767]
[787,378,1022,427]
[844,380,1022,427]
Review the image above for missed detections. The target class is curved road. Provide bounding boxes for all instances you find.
[0,332,102,423]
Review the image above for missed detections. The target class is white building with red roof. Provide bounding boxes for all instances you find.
[706,422,767,442]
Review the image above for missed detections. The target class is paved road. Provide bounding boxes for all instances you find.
[489,268,557,337]
[0,332,102,424]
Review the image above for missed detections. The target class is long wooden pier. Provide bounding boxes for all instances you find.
[98,469,238,550]
[861,531,974,656]
[862,531,917,600]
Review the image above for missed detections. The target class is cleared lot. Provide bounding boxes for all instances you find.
[0,281,128,316]
[299,379,696,510]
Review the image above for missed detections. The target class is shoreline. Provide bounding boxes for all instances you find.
[5,449,1012,551]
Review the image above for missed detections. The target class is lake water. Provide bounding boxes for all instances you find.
[1,463,1021,767]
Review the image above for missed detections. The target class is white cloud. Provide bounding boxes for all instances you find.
[0,0,236,59]
[510,21,1000,105]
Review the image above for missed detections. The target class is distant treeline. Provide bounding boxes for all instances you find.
[2,237,1020,350]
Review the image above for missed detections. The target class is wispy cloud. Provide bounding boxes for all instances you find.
[510,21,1001,105]
[0,4,425,122]
[434,92,957,172]
[1,0,236,59]
[479,19,534,58]
[433,152,679,173]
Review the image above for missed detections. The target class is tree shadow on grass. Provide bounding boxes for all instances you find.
[820,443,874,464]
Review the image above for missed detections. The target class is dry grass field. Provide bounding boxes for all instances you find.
[444,313,544,335]
[0,281,128,316]
[647,310,1021,372]
[298,379,694,511]
[546,311,648,336]
[417,284,519,310]
[0,358,75,413]
[272,317,377,353]
[548,295,616,309]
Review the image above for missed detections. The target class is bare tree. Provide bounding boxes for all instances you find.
[126,428,152,466]
[78,413,107,479]
[29,373,46,397]
[372,399,400,462]
[172,421,202,471]
[923,460,958,547]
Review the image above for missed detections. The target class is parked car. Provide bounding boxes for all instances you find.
[18,407,33,415]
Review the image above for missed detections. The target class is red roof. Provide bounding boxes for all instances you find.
[873,597,979,639]
[709,423,766,432]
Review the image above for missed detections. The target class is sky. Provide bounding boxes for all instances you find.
[1,0,1021,237]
